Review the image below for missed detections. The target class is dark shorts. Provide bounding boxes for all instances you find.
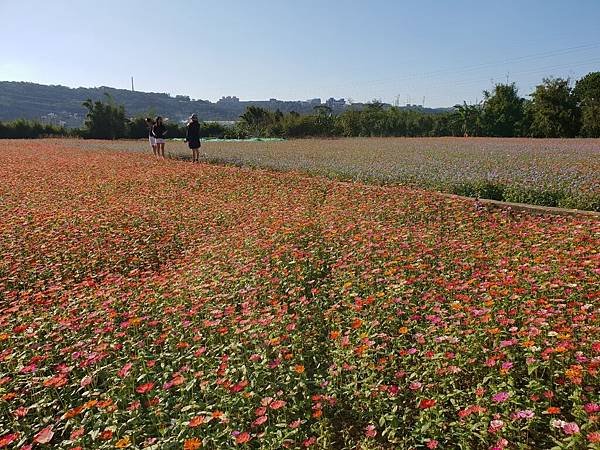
[188,140,201,150]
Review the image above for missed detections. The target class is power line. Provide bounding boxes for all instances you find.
[416,58,600,105]
[336,42,600,92]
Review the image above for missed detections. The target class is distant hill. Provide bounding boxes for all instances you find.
[0,81,450,127]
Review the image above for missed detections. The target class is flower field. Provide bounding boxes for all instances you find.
[63,137,600,211]
[0,140,599,449]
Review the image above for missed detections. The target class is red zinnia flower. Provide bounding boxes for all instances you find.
[419,399,437,409]
[270,400,286,410]
[0,432,19,448]
[136,382,154,394]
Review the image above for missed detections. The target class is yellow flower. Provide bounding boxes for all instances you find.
[115,436,131,448]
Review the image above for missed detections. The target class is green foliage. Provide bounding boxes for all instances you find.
[239,106,272,137]
[127,116,152,139]
[529,78,580,138]
[579,101,600,137]
[452,102,483,137]
[451,180,505,201]
[200,122,228,139]
[482,83,525,136]
[82,93,128,139]
[0,119,73,139]
[574,72,600,137]
[573,71,600,103]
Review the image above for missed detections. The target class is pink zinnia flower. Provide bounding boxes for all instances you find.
[562,422,579,435]
[490,438,508,450]
[33,427,54,444]
[584,403,600,414]
[289,419,302,429]
[118,362,133,378]
[488,419,504,433]
[512,409,535,420]
[303,436,317,447]
[252,415,268,426]
[492,391,509,403]
[365,424,377,438]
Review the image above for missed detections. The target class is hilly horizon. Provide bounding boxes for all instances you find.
[0,81,449,127]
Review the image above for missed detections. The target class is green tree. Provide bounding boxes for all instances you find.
[82,93,127,139]
[452,102,483,137]
[313,105,333,117]
[529,78,579,138]
[239,106,271,137]
[574,72,600,137]
[482,83,525,136]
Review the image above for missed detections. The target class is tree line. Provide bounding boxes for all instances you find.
[1,73,598,139]
[235,73,599,139]
[0,93,233,140]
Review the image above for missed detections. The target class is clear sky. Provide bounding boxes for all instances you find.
[2,0,600,107]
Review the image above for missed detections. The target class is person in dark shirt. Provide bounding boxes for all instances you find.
[152,116,167,159]
[186,114,202,163]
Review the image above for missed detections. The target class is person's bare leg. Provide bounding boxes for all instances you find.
[153,144,158,158]
[160,143,165,159]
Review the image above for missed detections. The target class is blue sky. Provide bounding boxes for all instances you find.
[1,0,600,106]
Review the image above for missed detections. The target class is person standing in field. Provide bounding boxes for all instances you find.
[152,116,167,159]
[145,117,158,157]
[186,114,201,163]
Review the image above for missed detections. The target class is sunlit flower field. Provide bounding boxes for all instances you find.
[0,140,599,449]
[63,137,600,211]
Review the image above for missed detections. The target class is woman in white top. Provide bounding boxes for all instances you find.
[145,117,158,157]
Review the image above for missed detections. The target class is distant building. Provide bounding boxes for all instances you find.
[218,96,240,104]
[305,98,322,106]
[326,98,346,109]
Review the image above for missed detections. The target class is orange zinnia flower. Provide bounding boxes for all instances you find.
[184,438,202,450]
[235,432,251,444]
[189,416,206,428]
